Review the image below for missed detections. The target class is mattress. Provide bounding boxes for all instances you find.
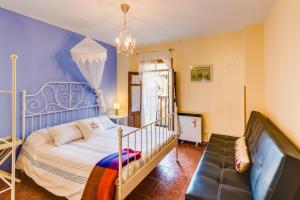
[16,124,174,200]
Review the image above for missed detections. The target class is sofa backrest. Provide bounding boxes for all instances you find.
[245,111,300,200]
[250,132,284,199]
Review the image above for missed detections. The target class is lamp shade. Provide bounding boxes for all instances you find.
[113,103,121,110]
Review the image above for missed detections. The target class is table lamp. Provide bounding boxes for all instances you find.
[113,103,121,116]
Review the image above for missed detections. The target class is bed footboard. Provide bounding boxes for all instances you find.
[117,112,178,200]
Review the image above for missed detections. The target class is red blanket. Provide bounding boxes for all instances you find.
[82,148,141,200]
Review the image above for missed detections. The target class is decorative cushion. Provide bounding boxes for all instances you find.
[98,115,117,130]
[76,118,108,140]
[48,124,83,146]
[234,137,250,173]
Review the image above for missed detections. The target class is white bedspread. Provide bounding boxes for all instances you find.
[16,125,174,200]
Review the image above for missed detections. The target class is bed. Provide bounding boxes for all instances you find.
[17,82,178,200]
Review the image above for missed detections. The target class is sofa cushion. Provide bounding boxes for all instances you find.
[195,161,222,182]
[219,185,252,200]
[186,153,252,200]
[206,143,234,157]
[222,169,251,193]
[209,134,238,148]
[223,156,235,170]
[186,175,219,200]
[210,134,238,141]
[186,134,252,200]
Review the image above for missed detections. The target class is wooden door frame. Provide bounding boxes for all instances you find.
[128,72,142,127]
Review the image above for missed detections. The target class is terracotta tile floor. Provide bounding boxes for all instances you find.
[0,143,205,200]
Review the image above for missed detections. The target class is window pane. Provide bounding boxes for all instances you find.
[131,86,141,112]
[131,75,141,84]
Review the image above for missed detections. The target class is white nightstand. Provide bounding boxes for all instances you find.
[108,114,128,125]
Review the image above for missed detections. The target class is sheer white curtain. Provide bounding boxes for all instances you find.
[71,37,107,113]
[139,50,172,125]
[141,69,160,125]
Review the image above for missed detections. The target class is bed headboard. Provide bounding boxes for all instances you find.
[22,82,99,142]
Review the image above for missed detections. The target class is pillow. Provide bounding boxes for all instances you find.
[25,128,50,150]
[234,137,250,173]
[235,136,247,149]
[76,118,108,140]
[98,115,117,130]
[48,124,83,146]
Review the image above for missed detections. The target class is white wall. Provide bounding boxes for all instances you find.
[243,24,265,122]
[117,27,265,138]
[265,0,300,149]
[116,54,129,114]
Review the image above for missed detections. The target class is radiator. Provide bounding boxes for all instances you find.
[178,113,202,145]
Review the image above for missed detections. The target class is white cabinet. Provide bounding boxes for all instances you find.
[178,113,202,145]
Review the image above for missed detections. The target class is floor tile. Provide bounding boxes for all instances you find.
[133,176,161,197]
[150,181,183,200]
[148,165,170,181]
[125,191,151,200]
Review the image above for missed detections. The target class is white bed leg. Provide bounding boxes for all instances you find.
[176,141,179,162]
[118,127,123,200]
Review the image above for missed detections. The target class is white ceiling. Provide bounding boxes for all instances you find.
[0,0,273,45]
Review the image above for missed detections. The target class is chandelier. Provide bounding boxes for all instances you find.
[115,3,136,55]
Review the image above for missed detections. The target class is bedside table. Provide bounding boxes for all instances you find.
[108,114,128,125]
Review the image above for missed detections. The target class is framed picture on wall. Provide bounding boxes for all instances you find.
[191,65,213,82]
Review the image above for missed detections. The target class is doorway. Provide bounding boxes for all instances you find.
[128,50,176,128]
[128,72,142,128]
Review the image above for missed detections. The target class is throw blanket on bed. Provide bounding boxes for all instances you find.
[82,148,141,200]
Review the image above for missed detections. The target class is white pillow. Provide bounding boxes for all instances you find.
[98,115,117,130]
[25,128,50,150]
[234,137,251,173]
[48,124,83,146]
[234,137,247,149]
[76,118,108,140]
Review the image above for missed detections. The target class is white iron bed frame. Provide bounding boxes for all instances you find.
[21,81,179,200]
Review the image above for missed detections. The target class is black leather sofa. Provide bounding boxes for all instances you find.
[185,111,300,200]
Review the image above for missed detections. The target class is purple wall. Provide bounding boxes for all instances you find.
[0,8,117,170]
